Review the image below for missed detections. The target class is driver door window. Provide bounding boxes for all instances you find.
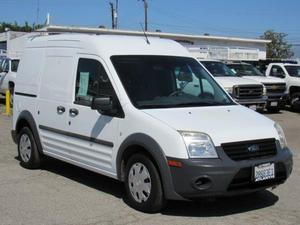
[270,66,285,78]
[75,58,115,106]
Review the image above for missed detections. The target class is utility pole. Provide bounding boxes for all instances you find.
[36,0,40,26]
[109,2,115,29]
[143,0,148,31]
[115,0,118,29]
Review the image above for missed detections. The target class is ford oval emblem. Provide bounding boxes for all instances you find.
[248,144,260,152]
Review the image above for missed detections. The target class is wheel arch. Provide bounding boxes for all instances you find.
[116,133,183,200]
[289,86,300,95]
[15,110,43,154]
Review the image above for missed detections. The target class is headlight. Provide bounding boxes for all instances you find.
[179,131,218,158]
[263,85,267,95]
[274,123,287,149]
[224,87,233,94]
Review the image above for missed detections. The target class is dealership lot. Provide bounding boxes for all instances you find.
[0,101,299,225]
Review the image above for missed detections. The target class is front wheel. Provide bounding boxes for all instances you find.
[124,154,165,213]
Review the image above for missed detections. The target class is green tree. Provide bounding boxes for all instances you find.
[261,30,294,59]
[0,22,43,32]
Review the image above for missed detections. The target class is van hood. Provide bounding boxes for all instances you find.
[142,105,278,146]
[214,77,262,88]
[242,76,286,84]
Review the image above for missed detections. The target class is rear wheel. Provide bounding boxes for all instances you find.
[18,127,42,169]
[124,154,165,213]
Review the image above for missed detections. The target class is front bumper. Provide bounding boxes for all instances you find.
[233,96,267,108]
[266,93,287,108]
[167,144,293,200]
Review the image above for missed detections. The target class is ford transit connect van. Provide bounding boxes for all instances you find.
[12,34,293,212]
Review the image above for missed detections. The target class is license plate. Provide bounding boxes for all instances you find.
[249,105,257,110]
[270,102,278,106]
[254,163,275,182]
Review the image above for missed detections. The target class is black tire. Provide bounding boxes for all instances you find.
[18,127,42,169]
[291,92,300,112]
[124,153,165,213]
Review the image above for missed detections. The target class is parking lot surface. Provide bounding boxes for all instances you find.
[0,101,299,225]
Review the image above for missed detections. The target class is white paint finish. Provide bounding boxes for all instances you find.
[142,105,279,147]
[67,104,118,171]
[116,104,189,159]
[266,63,300,91]
[214,76,263,89]
[242,76,286,85]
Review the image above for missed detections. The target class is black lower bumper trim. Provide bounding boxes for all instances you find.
[167,146,293,199]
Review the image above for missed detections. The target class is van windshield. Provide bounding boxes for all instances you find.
[201,61,237,77]
[111,56,234,109]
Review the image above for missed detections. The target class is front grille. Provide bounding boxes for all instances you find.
[264,83,286,94]
[227,162,287,191]
[233,85,263,99]
[221,138,277,161]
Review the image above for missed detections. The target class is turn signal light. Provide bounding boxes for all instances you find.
[168,160,182,168]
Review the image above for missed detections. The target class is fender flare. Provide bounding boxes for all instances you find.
[116,133,184,200]
[15,110,43,154]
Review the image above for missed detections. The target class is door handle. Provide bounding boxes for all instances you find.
[57,106,65,114]
[69,108,79,117]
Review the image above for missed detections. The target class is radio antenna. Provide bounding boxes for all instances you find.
[140,22,150,45]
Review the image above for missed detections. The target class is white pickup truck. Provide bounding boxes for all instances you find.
[0,57,20,105]
[265,63,300,111]
[227,62,287,113]
[200,60,267,110]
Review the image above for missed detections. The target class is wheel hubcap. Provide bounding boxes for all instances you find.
[128,162,151,203]
[19,134,32,163]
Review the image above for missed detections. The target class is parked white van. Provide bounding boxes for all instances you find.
[12,34,293,212]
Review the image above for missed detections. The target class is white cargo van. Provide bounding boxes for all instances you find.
[12,34,293,212]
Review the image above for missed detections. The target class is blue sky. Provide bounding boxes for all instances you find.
[1,0,300,56]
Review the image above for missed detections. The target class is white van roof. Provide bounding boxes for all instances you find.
[25,34,191,58]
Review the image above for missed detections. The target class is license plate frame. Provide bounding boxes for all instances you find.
[249,105,257,110]
[270,101,278,107]
[253,162,275,182]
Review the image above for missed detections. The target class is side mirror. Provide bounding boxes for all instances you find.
[91,96,113,112]
[178,71,193,82]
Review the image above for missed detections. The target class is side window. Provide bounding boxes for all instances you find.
[75,58,115,106]
[11,60,19,72]
[270,66,285,78]
[2,59,9,72]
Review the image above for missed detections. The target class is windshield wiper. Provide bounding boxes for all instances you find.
[171,101,225,107]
